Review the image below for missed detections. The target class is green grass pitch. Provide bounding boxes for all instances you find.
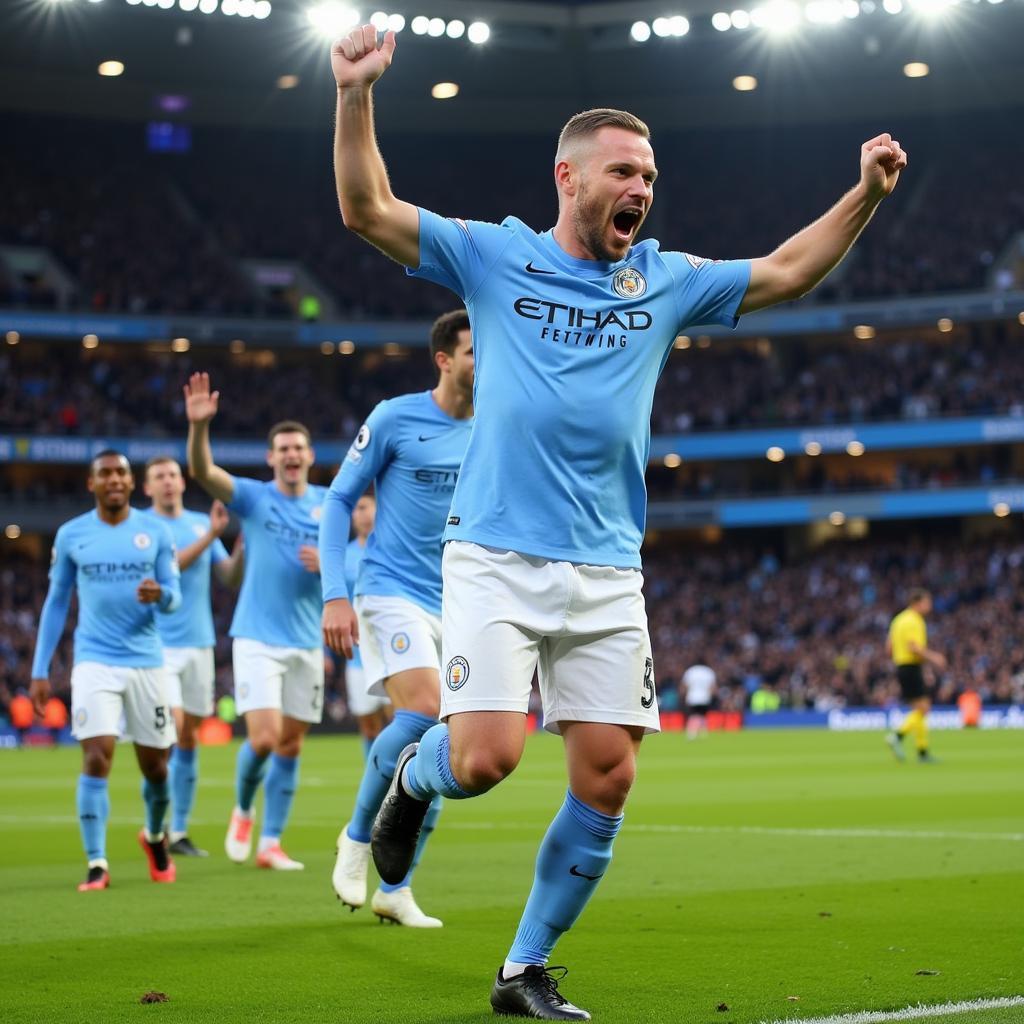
[1,729,1021,1024]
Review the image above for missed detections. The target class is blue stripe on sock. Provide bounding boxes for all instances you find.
[77,774,108,863]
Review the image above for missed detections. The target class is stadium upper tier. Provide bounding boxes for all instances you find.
[0,110,1021,318]
[4,321,1022,440]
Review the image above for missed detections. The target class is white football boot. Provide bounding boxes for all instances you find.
[225,807,254,863]
[332,824,370,909]
[371,886,443,928]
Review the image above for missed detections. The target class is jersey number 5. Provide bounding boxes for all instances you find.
[641,658,655,709]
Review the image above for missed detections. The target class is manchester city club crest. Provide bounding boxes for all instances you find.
[391,632,410,654]
[446,656,470,691]
[612,267,647,299]
[133,532,152,550]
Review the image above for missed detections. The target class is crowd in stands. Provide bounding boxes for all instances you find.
[4,533,1022,731]
[1,111,1021,318]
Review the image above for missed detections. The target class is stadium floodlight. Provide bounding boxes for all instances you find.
[882,0,902,12]
[663,453,682,468]
[467,20,489,43]
[669,15,690,35]
[198,0,218,12]
[861,0,876,10]
[711,11,732,29]
[127,0,143,6]
[307,4,361,39]
[766,446,785,462]
[143,0,159,7]
[237,0,256,16]
[179,0,199,11]
[427,16,445,36]
[369,10,388,29]
[446,19,465,38]
[732,74,757,90]
[829,511,846,526]
[630,20,651,41]
[846,440,865,456]
[253,0,271,17]
[98,60,124,76]
[410,15,429,34]
[652,17,672,36]
[4,525,21,540]
[805,441,822,456]
[805,0,844,22]
[730,9,752,28]
[387,13,404,30]
[843,0,860,16]
[221,0,238,14]
[903,61,929,76]
[431,81,459,98]
[751,1,800,31]
[994,502,1011,517]
[909,0,955,15]
[157,0,175,9]
[5,331,20,345]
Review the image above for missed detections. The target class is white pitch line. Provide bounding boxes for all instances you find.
[757,995,1024,1024]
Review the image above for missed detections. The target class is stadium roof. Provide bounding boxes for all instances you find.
[3,0,1023,134]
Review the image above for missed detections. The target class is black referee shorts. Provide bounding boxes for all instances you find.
[896,664,927,701]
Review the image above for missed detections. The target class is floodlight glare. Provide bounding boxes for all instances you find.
[387,13,404,30]
[630,20,651,41]
[751,1,800,30]
[711,11,732,29]
[669,15,690,35]
[410,15,429,34]
[221,0,239,14]
[253,0,271,16]
[730,9,752,28]
[652,17,671,36]
[910,0,955,15]
[157,0,175,9]
[237,0,256,16]
[467,20,490,43]
[179,0,200,9]
[427,16,445,36]
[446,19,465,38]
[882,0,902,12]
[805,0,844,22]
[198,0,218,12]
[370,10,388,29]
[307,4,361,39]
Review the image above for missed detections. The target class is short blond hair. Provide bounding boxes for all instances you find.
[556,108,651,160]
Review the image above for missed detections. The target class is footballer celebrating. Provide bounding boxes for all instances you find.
[331,24,907,1020]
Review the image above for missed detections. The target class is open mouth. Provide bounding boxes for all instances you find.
[612,208,642,241]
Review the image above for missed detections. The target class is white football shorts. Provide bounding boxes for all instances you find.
[354,594,442,697]
[232,638,325,724]
[71,662,176,748]
[163,646,216,718]
[344,665,390,718]
[440,542,660,734]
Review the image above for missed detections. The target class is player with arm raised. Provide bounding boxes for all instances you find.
[143,455,244,856]
[185,373,327,872]
[29,451,182,892]
[321,310,473,928]
[331,24,907,1020]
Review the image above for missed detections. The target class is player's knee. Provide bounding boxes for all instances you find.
[275,734,303,758]
[249,732,278,758]
[82,750,112,778]
[452,746,519,794]
[584,758,636,815]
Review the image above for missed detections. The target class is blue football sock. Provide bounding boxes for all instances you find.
[507,790,623,966]
[142,775,171,839]
[235,740,269,814]
[379,795,443,893]
[403,723,472,801]
[77,774,109,864]
[261,754,299,841]
[169,746,198,835]
[361,734,373,761]
[348,709,436,843]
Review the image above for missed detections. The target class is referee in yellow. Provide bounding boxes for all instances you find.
[885,588,945,763]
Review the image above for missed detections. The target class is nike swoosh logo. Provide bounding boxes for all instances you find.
[569,865,602,881]
[525,262,556,275]
[418,433,445,442]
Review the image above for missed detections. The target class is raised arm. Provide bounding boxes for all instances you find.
[214,533,245,591]
[177,500,229,572]
[184,372,234,504]
[738,133,908,315]
[332,25,420,267]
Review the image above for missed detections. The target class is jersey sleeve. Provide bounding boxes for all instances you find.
[209,536,230,564]
[30,527,76,678]
[154,523,182,613]
[319,401,396,603]
[226,475,262,519]
[406,207,516,300]
[663,252,752,330]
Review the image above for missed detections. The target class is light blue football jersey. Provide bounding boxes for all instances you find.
[227,477,327,649]
[321,391,472,617]
[344,537,367,669]
[407,209,750,568]
[31,508,181,674]
[144,508,228,650]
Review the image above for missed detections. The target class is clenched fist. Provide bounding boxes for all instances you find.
[860,133,908,201]
[331,25,396,90]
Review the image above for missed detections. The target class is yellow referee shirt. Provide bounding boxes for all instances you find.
[889,608,926,666]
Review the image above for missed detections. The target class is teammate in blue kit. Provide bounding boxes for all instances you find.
[342,494,391,756]
[185,373,328,872]
[29,451,182,892]
[143,455,244,857]
[331,24,907,1019]
[321,309,473,928]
